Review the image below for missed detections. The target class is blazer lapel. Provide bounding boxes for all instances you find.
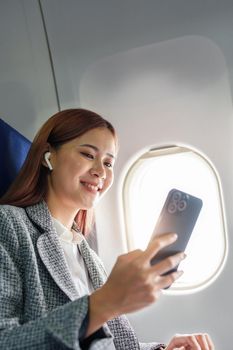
[26,201,80,301]
[79,239,107,290]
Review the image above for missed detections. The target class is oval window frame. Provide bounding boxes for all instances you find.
[122,145,228,294]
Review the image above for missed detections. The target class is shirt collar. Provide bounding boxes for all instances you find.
[52,217,83,244]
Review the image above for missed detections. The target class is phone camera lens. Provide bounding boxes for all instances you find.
[178,200,187,212]
[168,202,177,214]
[172,191,182,202]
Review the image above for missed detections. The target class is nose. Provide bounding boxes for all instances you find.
[90,161,106,179]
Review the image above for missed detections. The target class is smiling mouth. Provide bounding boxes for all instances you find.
[80,181,102,193]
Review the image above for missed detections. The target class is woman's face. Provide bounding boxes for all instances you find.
[47,127,116,210]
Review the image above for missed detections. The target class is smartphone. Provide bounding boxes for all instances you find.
[150,189,203,276]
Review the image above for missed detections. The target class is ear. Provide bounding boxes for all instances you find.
[42,145,54,170]
[44,152,53,170]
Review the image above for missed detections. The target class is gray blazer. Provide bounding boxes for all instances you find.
[0,201,165,350]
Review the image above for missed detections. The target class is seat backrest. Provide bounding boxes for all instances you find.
[0,118,31,197]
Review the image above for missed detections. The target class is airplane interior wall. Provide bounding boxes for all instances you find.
[1,1,233,348]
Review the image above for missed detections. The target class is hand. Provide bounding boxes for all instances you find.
[92,233,185,321]
[165,333,215,349]
[87,232,185,337]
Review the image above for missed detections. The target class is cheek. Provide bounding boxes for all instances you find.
[53,160,81,186]
[104,171,114,191]
[58,156,82,175]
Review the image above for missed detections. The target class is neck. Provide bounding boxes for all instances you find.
[45,193,79,231]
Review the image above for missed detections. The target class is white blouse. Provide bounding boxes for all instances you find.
[52,217,94,297]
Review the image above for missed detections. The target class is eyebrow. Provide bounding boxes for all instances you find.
[78,144,115,159]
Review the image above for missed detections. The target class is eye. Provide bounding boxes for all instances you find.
[104,161,113,168]
[81,152,94,160]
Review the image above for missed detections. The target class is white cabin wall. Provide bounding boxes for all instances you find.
[0,0,58,140]
[41,1,233,348]
[40,0,233,105]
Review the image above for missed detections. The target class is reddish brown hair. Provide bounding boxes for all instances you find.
[0,108,117,234]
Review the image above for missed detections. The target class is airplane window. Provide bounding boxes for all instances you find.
[122,145,228,294]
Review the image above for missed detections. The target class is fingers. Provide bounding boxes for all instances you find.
[197,334,215,350]
[121,234,185,290]
[166,334,200,349]
[154,270,184,289]
[152,251,186,276]
[205,333,215,350]
[166,333,214,350]
[196,334,210,349]
[142,232,178,263]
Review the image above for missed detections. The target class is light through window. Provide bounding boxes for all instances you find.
[122,146,228,294]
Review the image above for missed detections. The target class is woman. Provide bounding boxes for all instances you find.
[0,109,214,349]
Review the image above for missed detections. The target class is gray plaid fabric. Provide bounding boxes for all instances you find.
[0,201,166,349]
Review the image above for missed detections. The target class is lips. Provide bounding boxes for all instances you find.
[80,181,103,192]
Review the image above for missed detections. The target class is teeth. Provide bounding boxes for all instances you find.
[82,182,100,191]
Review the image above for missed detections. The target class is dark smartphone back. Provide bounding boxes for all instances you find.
[150,189,203,274]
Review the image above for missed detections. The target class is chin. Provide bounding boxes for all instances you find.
[73,194,101,210]
[78,200,97,210]
[81,204,94,210]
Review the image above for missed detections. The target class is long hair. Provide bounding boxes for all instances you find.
[0,108,117,234]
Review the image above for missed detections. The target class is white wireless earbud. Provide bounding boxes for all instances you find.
[44,152,53,171]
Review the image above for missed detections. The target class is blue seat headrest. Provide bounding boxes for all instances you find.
[0,118,31,197]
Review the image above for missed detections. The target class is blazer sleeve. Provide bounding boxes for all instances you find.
[0,208,113,350]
